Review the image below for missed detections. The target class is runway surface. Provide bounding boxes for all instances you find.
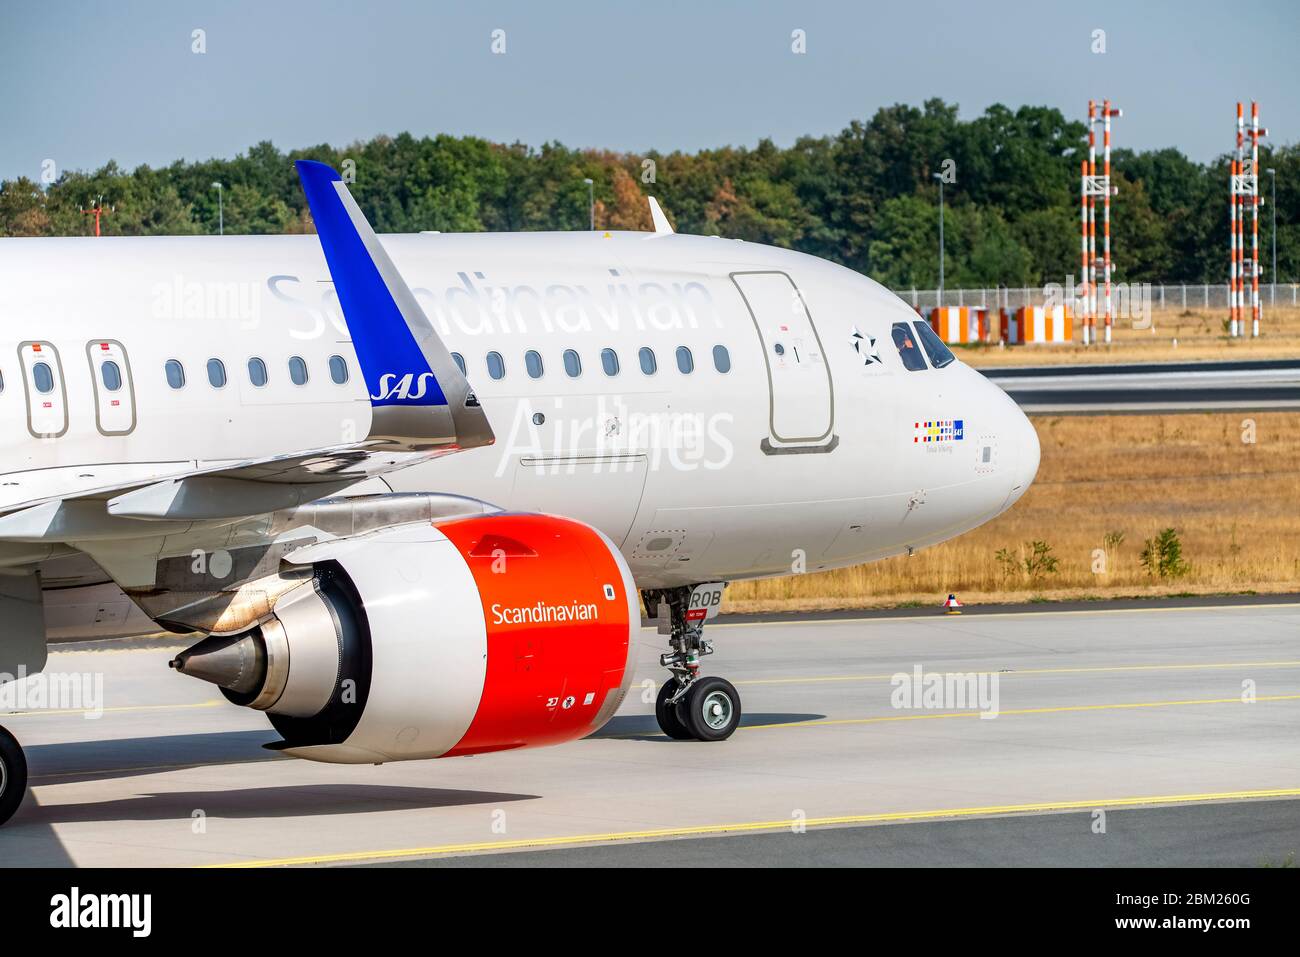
[2,600,1298,867]
[394,799,1300,868]
[981,358,1300,413]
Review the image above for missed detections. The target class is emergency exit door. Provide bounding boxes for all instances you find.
[18,341,68,438]
[85,339,137,435]
[731,271,834,450]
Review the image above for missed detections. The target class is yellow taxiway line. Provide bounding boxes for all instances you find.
[1,699,223,718]
[20,681,1300,784]
[736,659,1300,686]
[204,786,1300,868]
[704,600,1300,630]
[14,659,1293,723]
[740,694,1300,730]
[43,599,1294,658]
[596,692,1300,738]
[30,693,1296,782]
[8,660,1293,719]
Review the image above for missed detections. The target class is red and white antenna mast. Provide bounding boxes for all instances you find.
[79,195,113,237]
[1230,101,1267,338]
[1081,100,1120,345]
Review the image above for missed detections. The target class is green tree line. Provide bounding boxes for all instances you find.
[2,99,1297,287]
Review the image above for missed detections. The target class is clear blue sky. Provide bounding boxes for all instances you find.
[2,0,1297,182]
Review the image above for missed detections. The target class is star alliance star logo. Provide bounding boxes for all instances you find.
[850,325,882,367]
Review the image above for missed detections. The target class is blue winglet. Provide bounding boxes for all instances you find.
[295,160,447,408]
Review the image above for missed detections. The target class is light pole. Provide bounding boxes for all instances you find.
[933,172,945,304]
[1267,168,1276,301]
[211,181,223,235]
[583,177,594,230]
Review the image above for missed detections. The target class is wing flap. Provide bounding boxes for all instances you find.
[0,570,47,683]
[0,443,444,538]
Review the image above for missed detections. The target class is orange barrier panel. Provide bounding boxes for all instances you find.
[1001,306,1073,344]
[928,307,988,344]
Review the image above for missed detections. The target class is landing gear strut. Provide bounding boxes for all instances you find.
[0,724,27,827]
[643,585,741,741]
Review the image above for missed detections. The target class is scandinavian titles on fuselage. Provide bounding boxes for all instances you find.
[268,267,722,342]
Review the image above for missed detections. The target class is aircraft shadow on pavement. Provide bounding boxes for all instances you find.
[590,712,825,742]
[12,784,539,827]
[16,730,542,827]
[25,730,283,786]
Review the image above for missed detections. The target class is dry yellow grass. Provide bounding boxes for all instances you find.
[962,306,1300,367]
[725,412,1300,613]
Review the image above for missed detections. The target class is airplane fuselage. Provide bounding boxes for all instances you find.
[0,230,1037,621]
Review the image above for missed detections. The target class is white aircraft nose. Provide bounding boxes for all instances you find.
[975,365,1039,510]
[1007,404,1040,504]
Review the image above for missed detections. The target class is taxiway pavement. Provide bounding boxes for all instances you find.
[2,600,1297,866]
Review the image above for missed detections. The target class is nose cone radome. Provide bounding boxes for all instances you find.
[973,364,1039,511]
[1006,403,1039,507]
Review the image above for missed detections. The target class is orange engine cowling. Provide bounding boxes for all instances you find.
[172,513,639,765]
[435,513,639,757]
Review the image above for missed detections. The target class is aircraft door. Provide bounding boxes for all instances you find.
[18,341,68,438]
[85,339,137,435]
[730,271,835,453]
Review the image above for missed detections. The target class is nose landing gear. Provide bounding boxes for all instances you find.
[643,584,742,741]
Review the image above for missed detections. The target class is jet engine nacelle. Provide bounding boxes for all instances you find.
[171,514,639,764]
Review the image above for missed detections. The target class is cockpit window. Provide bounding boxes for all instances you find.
[913,321,956,369]
[891,322,928,372]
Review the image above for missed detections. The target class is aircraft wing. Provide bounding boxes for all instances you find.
[0,161,495,535]
[0,444,442,536]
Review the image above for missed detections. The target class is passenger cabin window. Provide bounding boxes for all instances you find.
[165,359,185,389]
[328,355,349,384]
[248,357,268,387]
[33,362,54,393]
[486,351,505,380]
[207,358,227,388]
[712,345,731,373]
[563,349,582,378]
[639,347,657,375]
[891,323,928,372]
[675,346,694,374]
[100,360,123,391]
[449,352,465,376]
[601,348,619,376]
[912,321,956,369]
[525,350,544,379]
[288,356,309,385]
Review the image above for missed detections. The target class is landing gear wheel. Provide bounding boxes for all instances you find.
[655,678,693,740]
[0,724,27,827]
[681,676,742,742]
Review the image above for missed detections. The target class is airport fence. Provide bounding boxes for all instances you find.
[892,283,1300,311]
